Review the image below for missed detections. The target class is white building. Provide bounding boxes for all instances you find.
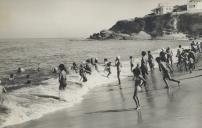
[187,0,202,12]
[151,3,174,15]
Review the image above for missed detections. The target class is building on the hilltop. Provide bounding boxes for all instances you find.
[187,0,202,12]
[173,5,187,12]
[151,3,174,15]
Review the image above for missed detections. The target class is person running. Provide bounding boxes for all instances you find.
[156,57,180,88]
[176,45,183,71]
[133,64,145,110]
[148,51,154,71]
[129,56,134,72]
[106,61,112,78]
[104,58,108,72]
[58,64,67,91]
[140,51,148,86]
[115,56,122,88]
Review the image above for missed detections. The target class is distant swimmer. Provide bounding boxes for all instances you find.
[58,64,67,90]
[156,57,180,88]
[115,56,122,87]
[26,75,31,84]
[129,56,134,72]
[140,51,148,87]
[9,74,14,81]
[133,64,145,110]
[17,67,25,73]
[148,51,154,71]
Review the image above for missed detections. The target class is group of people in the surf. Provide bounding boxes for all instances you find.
[0,41,201,110]
[132,41,201,110]
[56,41,200,110]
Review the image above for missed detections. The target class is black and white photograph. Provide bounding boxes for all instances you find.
[0,0,202,128]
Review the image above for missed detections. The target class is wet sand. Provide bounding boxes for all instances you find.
[4,56,202,128]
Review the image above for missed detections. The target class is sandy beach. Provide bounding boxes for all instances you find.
[4,53,202,128]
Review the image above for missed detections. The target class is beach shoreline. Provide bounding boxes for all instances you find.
[4,51,202,128]
[0,41,195,127]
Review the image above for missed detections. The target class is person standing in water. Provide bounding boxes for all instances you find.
[166,47,173,67]
[129,56,134,72]
[133,64,145,110]
[148,51,154,71]
[140,51,148,87]
[94,58,99,72]
[115,56,122,88]
[79,64,87,82]
[156,57,180,88]
[58,64,67,91]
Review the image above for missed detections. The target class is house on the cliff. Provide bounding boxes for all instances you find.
[187,0,202,12]
[151,3,174,15]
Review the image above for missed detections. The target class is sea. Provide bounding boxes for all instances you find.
[0,38,190,127]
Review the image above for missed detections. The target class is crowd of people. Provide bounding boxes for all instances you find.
[0,41,201,110]
[56,41,201,110]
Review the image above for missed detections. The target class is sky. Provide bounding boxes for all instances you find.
[0,0,186,38]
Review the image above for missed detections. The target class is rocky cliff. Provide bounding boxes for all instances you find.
[89,13,202,40]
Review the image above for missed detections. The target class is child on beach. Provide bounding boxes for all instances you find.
[156,57,180,88]
[133,64,145,110]
[115,56,122,88]
[148,51,154,71]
